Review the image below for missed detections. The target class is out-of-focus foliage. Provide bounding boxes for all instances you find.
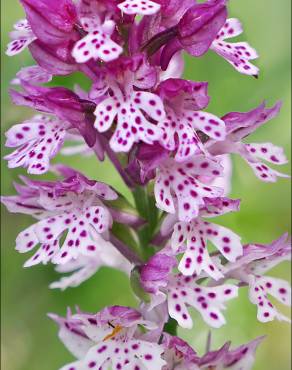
[1,0,291,369]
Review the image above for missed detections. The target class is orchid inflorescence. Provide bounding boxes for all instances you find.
[2,0,291,369]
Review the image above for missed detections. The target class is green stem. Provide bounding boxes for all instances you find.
[163,317,178,336]
[133,186,159,259]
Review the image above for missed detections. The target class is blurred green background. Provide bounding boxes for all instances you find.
[1,0,291,369]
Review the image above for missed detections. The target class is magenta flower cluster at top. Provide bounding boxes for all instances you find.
[2,0,291,369]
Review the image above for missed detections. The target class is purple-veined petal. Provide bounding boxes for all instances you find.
[11,65,52,85]
[200,196,240,218]
[222,101,282,141]
[50,313,93,360]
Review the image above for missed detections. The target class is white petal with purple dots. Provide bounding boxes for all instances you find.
[4,115,69,174]
[167,273,238,329]
[211,18,259,76]
[154,156,224,222]
[6,19,36,56]
[94,85,164,152]
[72,17,123,63]
[118,0,161,16]
[248,275,291,323]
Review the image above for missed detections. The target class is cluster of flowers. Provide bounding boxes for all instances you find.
[2,0,291,369]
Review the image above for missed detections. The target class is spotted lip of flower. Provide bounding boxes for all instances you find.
[10,82,97,147]
[6,19,37,56]
[141,264,239,329]
[117,0,161,16]
[72,17,123,63]
[170,199,243,280]
[4,114,70,175]
[1,166,118,267]
[207,101,289,182]
[157,78,226,161]
[224,234,291,323]
[210,18,259,76]
[154,155,224,222]
[50,306,166,370]
[94,71,165,152]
